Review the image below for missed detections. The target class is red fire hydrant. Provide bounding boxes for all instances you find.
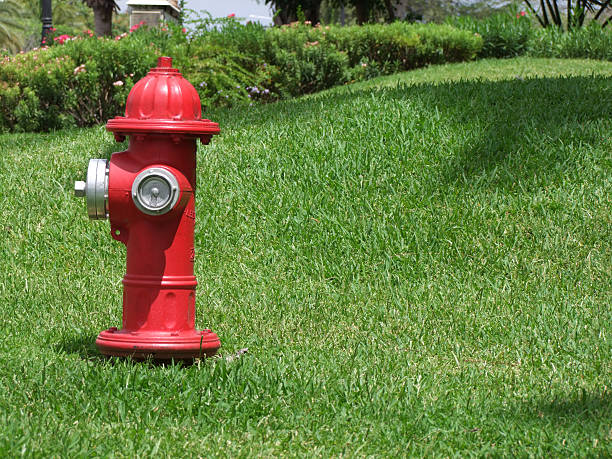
[74,57,221,359]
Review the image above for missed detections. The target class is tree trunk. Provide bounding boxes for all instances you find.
[354,1,370,24]
[306,6,321,24]
[383,0,395,21]
[93,5,113,36]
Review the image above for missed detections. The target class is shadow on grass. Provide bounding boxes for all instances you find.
[239,74,611,191]
[424,76,612,189]
[507,389,612,435]
[534,389,612,423]
[55,333,105,362]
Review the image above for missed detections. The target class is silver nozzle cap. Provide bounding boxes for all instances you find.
[74,181,86,197]
[74,159,109,220]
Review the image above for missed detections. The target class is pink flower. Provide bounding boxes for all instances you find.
[53,34,72,45]
[113,81,124,87]
[227,13,235,18]
[182,27,187,33]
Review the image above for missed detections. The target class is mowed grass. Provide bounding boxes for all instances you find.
[0,57,610,456]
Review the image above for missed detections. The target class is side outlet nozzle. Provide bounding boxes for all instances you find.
[74,159,109,220]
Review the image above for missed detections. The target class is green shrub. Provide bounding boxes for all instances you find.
[325,23,421,72]
[0,19,482,133]
[325,22,481,71]
[0,51,76,131]
[450,12,534,58]
[263,22,481,92]
[181,43,272,107]
[191,15,267,60]
[0,36,156,132]
[130,22,274,107]
[528,24,612,60]
[262,24,349,96]
[412,23,483,63]
[270,42,349,96]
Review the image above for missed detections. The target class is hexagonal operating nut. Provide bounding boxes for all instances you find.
[74,181,86,197]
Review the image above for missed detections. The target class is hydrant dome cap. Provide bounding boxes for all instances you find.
[106,56,219,138]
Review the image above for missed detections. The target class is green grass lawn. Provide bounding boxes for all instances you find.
[0,57,610,456]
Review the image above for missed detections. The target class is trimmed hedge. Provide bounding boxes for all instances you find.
[261,22,482,96]
[0,21,482,132]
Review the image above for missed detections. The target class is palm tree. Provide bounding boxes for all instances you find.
[82,0,118,36]
[0,0,26,52]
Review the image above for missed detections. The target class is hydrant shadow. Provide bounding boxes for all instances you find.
[55,333,106,362]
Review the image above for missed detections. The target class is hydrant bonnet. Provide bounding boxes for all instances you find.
[106,56,220,141]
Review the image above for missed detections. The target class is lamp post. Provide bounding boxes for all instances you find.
[41,0,53,45]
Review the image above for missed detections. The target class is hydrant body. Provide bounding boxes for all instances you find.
[75,57,220,359]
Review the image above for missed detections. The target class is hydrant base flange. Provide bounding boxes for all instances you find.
[96,328,220,360]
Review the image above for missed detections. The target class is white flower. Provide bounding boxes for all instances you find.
[73,64,86,75]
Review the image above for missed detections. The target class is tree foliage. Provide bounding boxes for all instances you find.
[266,0,324,24]
[0,0,26,53]
[22,0,92,29]
[284,0,517,25]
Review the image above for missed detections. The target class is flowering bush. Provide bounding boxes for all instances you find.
[42,27,94,47]
[0,36,156,132]
[0,19,484,132]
